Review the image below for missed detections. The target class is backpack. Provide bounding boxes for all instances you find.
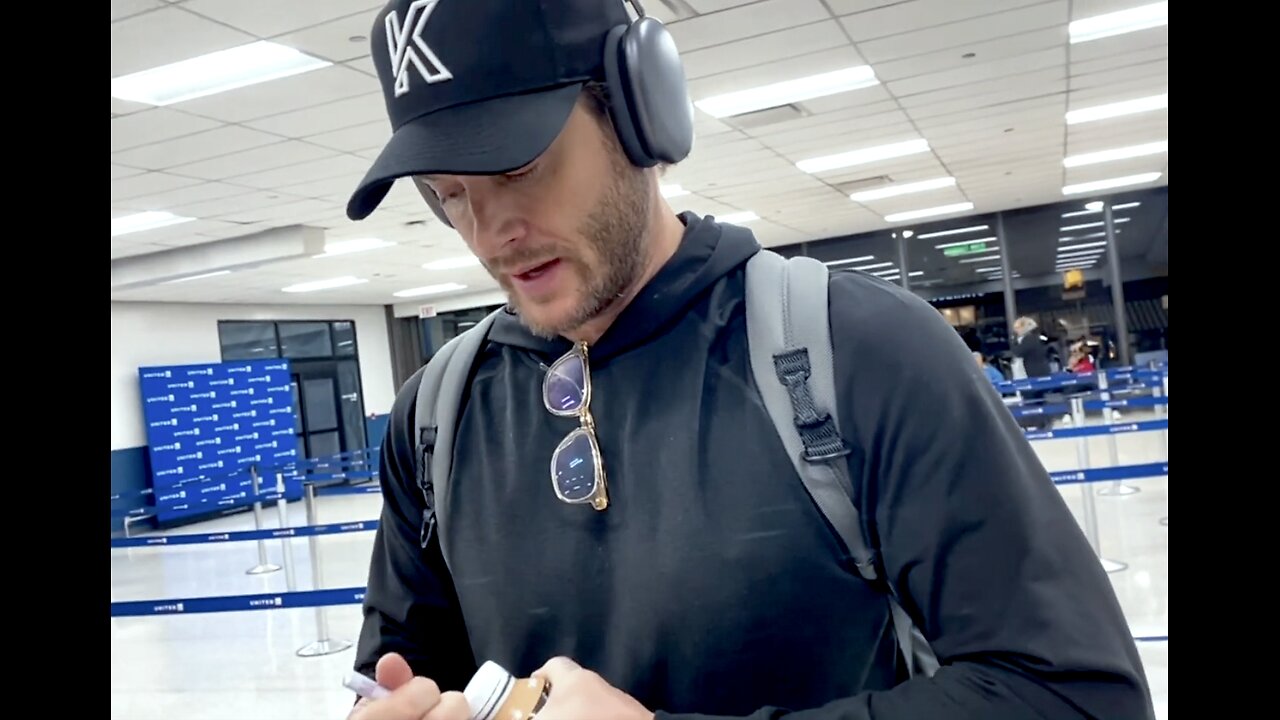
[411,241,940,681]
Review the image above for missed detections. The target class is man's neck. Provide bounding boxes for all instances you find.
[565,197,684,345]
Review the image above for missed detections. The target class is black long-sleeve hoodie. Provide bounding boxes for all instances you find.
[354,212,1155,719]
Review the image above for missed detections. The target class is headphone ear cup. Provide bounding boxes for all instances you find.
[602,24,655,167]
[616,17,694,165]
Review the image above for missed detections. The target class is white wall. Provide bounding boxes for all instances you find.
[111,301,395,451]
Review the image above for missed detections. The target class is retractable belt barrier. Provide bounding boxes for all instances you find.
[110,520,379,548]
[112,376,1168,656]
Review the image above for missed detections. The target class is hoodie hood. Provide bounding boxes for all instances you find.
[487,212,760,361]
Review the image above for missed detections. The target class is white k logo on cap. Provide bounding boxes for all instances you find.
[386,0,454,97]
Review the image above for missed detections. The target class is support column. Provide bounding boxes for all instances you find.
[896,232,911,291]
[1104,203,1132,366]
[996,213,1017,338]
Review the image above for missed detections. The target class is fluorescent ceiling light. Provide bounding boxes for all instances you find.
[1064,141,1167,168]
[1058,250,1107,261]
[282,276,368,293]
[1061,221,1104,232]
[1058,249,1106,260]
[1062,208,1102,218]
[975,267,1002,273]
[1059,240,1108,252]
[392,282,468,298]
[314,237,396,258]
[719,211,759,224]
[422,256,481,271]
[1114,202,1141,210]
[935,235,997,249]
[909,271,924,277]
[1064,172,1162,195]
[1066,94,1167,125]
[660,184,689,198]
[1085,201,1105,211]
[694,65,879,119]
[1069,1,1167,44]
[112,210,196,237]
[111,41,332,106]
[850,176,956,202]
[797,139,930,174]
[919,224,989,240]
[885,202,974,223]
[870,268,900,276]
[851,262,895,271]
[161,270,231,284]
[1060,232,1107,242]
[824,255,876,267]
[958,254,1001,263]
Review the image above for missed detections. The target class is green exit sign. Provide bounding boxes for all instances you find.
[943,242,989,257]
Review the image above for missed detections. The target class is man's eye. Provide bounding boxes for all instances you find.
[504,162,539,183]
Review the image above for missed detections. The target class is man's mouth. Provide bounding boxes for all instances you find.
[512,259,561,282]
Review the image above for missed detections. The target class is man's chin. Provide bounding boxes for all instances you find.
[510,293,609,342]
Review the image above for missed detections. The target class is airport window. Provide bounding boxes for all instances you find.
[279,321,333,359]
[217,321,278,360]
[217,319,370,457]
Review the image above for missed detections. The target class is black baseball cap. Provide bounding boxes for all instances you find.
[346,0,631,221]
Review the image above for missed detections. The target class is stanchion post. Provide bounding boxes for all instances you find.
[1096,373,1139,497]
[296,482,353,658]
[275,471,297,592]
[246,465,281,576]
[1072,398,1127,574]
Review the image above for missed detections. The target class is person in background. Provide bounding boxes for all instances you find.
[975,351,1006,385]
[1069,340,1096,374]
[1011,316,1053,379]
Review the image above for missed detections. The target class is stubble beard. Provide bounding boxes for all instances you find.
[506,149,652,341]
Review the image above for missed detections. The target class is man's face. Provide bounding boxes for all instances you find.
[417,99,652,340]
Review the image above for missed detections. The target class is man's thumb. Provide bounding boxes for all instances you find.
[375,652,415,690]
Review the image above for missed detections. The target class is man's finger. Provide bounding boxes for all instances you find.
[424,691,471,720]
[532,656,582,684]
[373,676,442,718]
[375,653,415,690]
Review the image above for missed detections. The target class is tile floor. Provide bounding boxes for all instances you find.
[111,410,1168,719]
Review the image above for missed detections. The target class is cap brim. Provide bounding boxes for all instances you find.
[346,83,584,221]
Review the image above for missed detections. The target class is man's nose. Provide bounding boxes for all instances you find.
[464,179,527,260]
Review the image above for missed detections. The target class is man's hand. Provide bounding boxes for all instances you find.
[348,653,470,720]
[532,657,655,720]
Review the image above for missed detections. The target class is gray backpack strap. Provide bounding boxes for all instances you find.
[413,308,502,571]
[743,248,939,680]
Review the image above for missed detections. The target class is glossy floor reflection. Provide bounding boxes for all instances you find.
[111,414,1168,719]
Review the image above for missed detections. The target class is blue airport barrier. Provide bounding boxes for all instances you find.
[996,366,1166,395]
[317,484,383,497]
[1026,418,1168,441]
[110,586,367,617]
[1050,462,1167,486]
[1009,394,1168,419]
[110,519,379,548]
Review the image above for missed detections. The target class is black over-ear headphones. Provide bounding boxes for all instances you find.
[604,0,695,168]
[420,0,694,228]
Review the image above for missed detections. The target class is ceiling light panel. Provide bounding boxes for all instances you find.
[111,41,332,106]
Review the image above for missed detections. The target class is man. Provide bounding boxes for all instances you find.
[1010,317,1053,379]
[343,1,1155,718]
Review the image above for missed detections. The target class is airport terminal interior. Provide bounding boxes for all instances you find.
[110,1,1169,718]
